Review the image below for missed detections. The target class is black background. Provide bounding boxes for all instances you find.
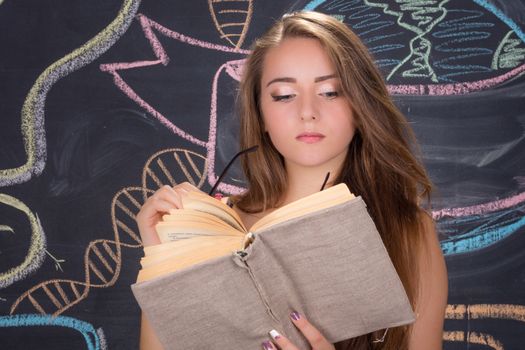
[1,0,524,349]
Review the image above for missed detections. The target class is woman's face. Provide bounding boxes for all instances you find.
[259,37,356,172]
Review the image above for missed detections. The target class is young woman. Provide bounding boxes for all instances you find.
[136,11,448,350]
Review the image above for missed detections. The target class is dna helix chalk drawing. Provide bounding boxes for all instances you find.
[9,188,145,316]
[4,2,521,347]
[9,148,207,317]
[208,0,253,49]
[98,2,525,258]
[6,143,525,348]
[304,0,525,94]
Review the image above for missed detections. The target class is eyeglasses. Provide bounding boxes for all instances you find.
[208,145,259,196]
[209,145,331,196]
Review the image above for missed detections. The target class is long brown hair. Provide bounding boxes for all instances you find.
[232,11,433,349]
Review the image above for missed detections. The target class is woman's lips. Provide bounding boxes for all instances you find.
[296,132,325,144]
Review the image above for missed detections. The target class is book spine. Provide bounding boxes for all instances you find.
[232,251,280,323]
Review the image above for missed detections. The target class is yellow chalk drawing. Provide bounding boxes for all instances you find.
[9,187,149,315]
[492,30,525,69]
[0,194,46,288]
[0,225,14,233]
[446,303,525,322]
[364,0,449,82]
[11,148,208,315]
[0,0,138,186]
[443,304,525,348]
[45,250,66,272]
[141,148,209,198]
[208,0,253,49]
[444,331,504,350]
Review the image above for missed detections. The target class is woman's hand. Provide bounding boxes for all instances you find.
[135,182,202,246]
[262,311,335,350]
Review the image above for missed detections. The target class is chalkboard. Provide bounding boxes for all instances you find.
[1,0,524,349]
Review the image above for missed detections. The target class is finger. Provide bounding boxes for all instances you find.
[174,182,201,193]
[136,196,182,245]
[289,311,333,349]
[264,329,299,350]
[262,340,276,350]
[143,198,180,216]
[171,183,204,204]
[147,186,183,209]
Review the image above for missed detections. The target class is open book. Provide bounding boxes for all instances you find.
[131,184,415,349]
[137,184,356,282]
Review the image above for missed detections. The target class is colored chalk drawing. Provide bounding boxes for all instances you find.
[0,314,106,350]
[444,331,504,350]
[363,0,451,82]
[99,15,250,149]
[434,191,525,219]
[0,194,46,289]
[1,1,142,343]
[99,5,524,258]
[10,148,208,316]
[492,30,525,69]
[0,0,140,187]
[141,149,208,192]
[436,192,525,255]
[99,15,249,194]
[9,188,147,315]
[303,0,525,94]
[97,0,525,203]
[208,0,253,49]
[444,304,525,349]
[3,2,523,348]
[6,1,247,324]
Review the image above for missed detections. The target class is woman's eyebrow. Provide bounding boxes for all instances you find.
[266,73,338,87]
[314,74,337,82]
[266,77,295,87]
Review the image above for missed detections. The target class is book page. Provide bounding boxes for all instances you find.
[140,235,243,268]
[250,184,354,232]
[156,220,243,243]
[182,191,246,232]
[136,235,243,282]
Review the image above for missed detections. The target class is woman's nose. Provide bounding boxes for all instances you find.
[299,95,318,121]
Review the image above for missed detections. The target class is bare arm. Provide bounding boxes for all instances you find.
[135,182,202,350]
[140,314,164,350]
[408,212,448,349]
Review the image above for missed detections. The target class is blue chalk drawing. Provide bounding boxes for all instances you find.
[303,0,525,83]
[438,202,525,255]
[0,314,104,350]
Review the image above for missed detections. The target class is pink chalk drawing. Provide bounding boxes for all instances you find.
[433,191,525,220]
[100,14,250,194]
[100,13,525,194]
[388,62,525,96]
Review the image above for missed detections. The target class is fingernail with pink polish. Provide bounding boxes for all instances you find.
[262,340,273,350]
[269,329,281,340]
[291,311,301,320]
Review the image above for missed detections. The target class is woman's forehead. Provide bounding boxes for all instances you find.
[260,37,338,84]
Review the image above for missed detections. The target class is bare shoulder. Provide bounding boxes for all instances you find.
[417,211,446,274]
[408,210,448,349]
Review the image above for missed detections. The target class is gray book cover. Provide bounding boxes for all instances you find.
[131,197,415,349]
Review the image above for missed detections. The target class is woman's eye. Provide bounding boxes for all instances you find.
[321,91,339,99]
[271,94,295,102]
